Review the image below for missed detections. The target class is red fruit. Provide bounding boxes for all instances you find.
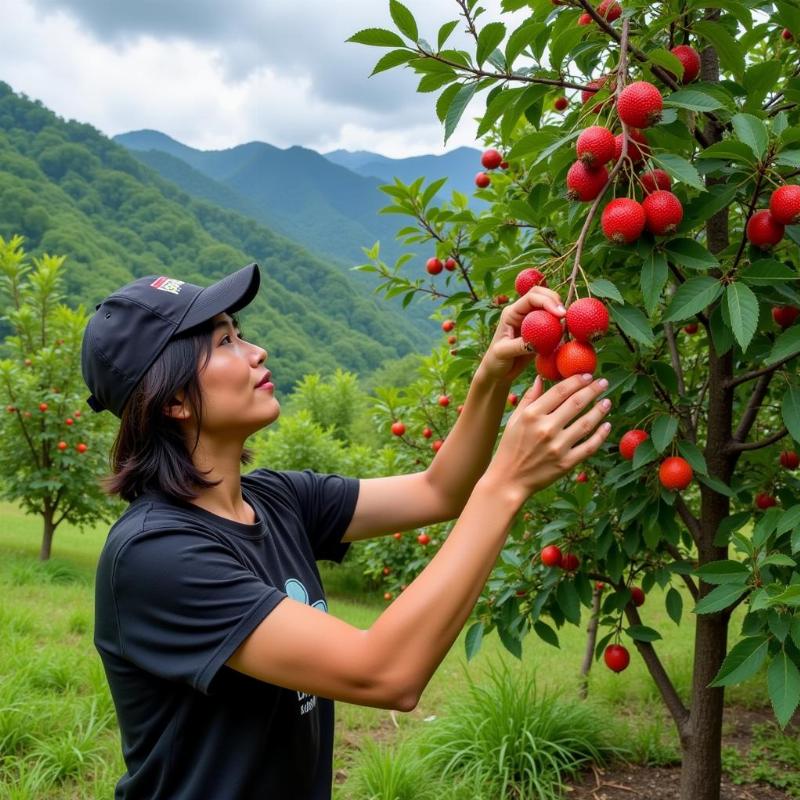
[384,592,393,601]
[432,439,444,452]
[562,553,580,571]
[536,351,562,381]
[444,257,457,271]
[426,257,443,275]
[670,45,701,83]
[630,587,646,607]
[418,532,431,545]
[393,532,403,540]
[422,427,433,439]
[566,297,609,342]
[578,12,592,24]
[780,450,799,470]
[541,545,563,567]
[438,395,450,407]
[614,129,648,164]
[641,169,671,194]
[597,0,621,21]
[595,581,606,591]
[556,341,597,377]
[601,198,646,244]
[65,417,74,426]
[684,323,699,334]
[617,81,663,128]
[576,472,588,483]
[642,190,684,236]
[783,28,794,41]
[74,411,81,417]
[515,268,547,295]
[554,96,569,111]
[494,294,510,306]
[57,441,68,451]
[659,456,693,490]
[619,429,648,460]
[383,566,391,576]
[76,443,88,453]
[566,161,609,202]
[500,160,509,169]
[755,492,777,510]
[6,405,15,413]
[746,210,784,248]
[581,76,615,112]
[576,126,617,167]
[521,310,564,354]
[475,171,491,189]
[391,421,406,436]
[447,335,457,345]
[442,319,455,332]
[39,402,48,412]
[772,305,800,328]
[604,644,630,673]
[508,393,519,407]
[769,185,800,225]
[481,149,503,170]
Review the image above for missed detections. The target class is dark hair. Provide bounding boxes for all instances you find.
[102,314,252,503]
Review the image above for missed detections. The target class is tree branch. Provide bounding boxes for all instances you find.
[731,372,773,445]
[662,541,699,601]
[727,426,788,453]
[726,350,799,388]
[674,494,702,546]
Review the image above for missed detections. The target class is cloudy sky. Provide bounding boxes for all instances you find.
[1,0,508,158]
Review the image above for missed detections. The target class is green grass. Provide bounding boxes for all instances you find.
[0,501,781,799]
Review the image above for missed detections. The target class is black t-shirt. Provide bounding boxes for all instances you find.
[94,468,360,800]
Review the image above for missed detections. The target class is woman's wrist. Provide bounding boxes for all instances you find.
[474,470,527,514]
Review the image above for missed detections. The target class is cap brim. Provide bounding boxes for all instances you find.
[176,263,260,333]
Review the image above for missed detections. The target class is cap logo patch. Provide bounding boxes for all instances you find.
[150,276,185,295]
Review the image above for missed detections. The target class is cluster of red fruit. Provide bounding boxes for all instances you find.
[475,148,509,189]
[618,428,693,490]
[746,184,800,249]
[6,404,88,453]
[426,256,458,275]
[577,0,621,26]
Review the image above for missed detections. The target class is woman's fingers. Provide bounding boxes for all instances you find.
[547,377,609,427]
[562,396,613,447]
[528,373,596,415]
[564,418,613,466]
[502,287,566,328]
[506,376,543,427]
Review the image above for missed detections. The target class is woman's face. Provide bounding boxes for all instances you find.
[193,312,279,438]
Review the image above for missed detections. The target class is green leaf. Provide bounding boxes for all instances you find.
[505,20,544,65]
[760,554,797,568]
[731,113,769,160]
[498,625,522,659]
[436,83,463,123]
[677,440,708,475]
[444,82,477,144]
[767,326,800,365]
[697,140,757,163]
[556,580,581,625]
[710,636,769,687]
[778,505,800,536]
[783,386,800,444]
[694,583,748,614]
[533,619,560,648]
[437,20,459,50]
[652,415,679,453]
[725,283,759,351]
[664,88,726,112]
[625,625,663,642]
[664,277,723,322]
[768,651,800,728]
[348,28,407,47]
[589,279,624,304]
[648,48,685,79]
[390,0,418,41]
[610,303,655,347]
[694,20,746,80]
[664,239,719,270]
[476,22,506,66]
[549,26,585,71]
[666,587,683,624]
[775,150,800,168]
[465,621,484,660]
[477,87,523,136]
[651,152,705,191]
[743,61,782,109]
[507,130,558,161]
[632,438,658,470]
[741,259,800,285]
[641,251,668,316]
[698,474,736,498]
[694,560,751,585]
[371,49,416,76]
[753,507,782,549]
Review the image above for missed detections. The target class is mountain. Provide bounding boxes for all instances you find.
[0,83,429,390]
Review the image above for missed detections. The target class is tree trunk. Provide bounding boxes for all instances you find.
[578,585,602,699]
[40,508,55,561]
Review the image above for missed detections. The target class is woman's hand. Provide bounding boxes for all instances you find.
[477,287,567,385]
[486,373,612,501]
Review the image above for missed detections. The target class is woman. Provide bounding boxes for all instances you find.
[82,262,612,800]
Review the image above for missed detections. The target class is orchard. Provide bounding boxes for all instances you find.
[351,2,800,799]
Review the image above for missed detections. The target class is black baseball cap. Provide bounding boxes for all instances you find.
[81,263,261,418]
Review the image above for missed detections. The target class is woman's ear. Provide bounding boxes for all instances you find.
[163,390,191,421]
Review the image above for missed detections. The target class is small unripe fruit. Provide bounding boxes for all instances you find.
[640,169,671,194]
[642,190,683,236]
[515,268,547,295]
[772,305,800,328]
[554,96,568,111]
[39,402,48,412]
[670,45,701,83]
[500,160,509,169]
[391,421,406,436]
[57,441,68,451]
[604,644,630,672]
[447,335,457,345]
[595,582,605,592]
[6,405,15,413]
[521,310,564,354]
[617,81,663,128]
[541,545,563,567]
[769,184,800,225]
[24,358,32,367]
[746,210,784,249]
[556,341,597,377]
[576,126,617,167]
[780,450,799,470]
[444,257,457,271]
[475,171,491,189]
[393,532,402,540]
[614,129,648,164]
[684,323,699,334]
[619,429,648,460]
[76,443,88,453]
[536,351,562,381]
[384,592,392,601]
[426,257,443,275]
[601,198,646,244]
[630,587,646,607]
[442,319,455,332]
[382,567,392,576]
[659,456,693,490]
[432,439,444,452]
[566,297,609,342]
[755,492,777,510]
[783,28,794,41]
[562,552,580,571]
[576,471,588,483]
[494,294,510,306]
[74,411,81,417]
[566,161,609,202]
[481,149,503,170]
[422,427,433,439]
[418,532,431,545]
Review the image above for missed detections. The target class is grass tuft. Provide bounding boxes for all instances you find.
[348,738,437,800]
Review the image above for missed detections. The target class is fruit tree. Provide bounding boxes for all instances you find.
[0,236,121,559]
[350,3,800,799]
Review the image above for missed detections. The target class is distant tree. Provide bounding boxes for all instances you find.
[0,235,121,559]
